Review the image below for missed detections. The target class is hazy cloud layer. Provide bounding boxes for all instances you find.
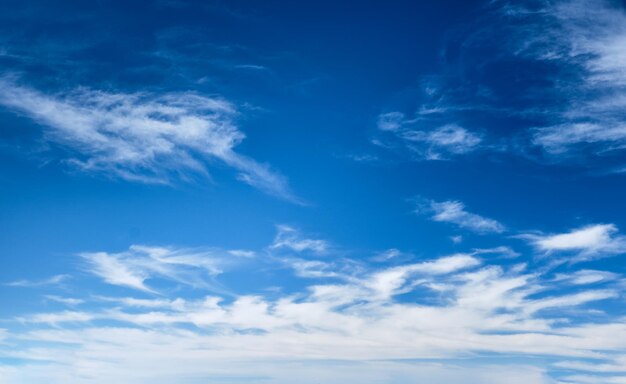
[3,225,626,383]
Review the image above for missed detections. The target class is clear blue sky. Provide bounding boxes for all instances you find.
[1,0,626,383]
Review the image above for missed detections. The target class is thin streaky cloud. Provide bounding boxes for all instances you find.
[80,245,230,294]
[375,111,482,160]
[0,78,298,201]
[269,225,329,254]
[553,269,619,285]
[6,274,70,288]
[520,223,626,261]
[43,296,84,306]
[373,0,626,169]
[418,199,506,234]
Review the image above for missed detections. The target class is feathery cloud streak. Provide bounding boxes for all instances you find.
[376,112,482,160]
[521,224,626,261]
[417,199,505,234]
[80,245,236,293]
[374,0,626,167]
[0,78,296,200]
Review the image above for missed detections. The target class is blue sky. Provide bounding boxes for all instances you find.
[1,0,626,382]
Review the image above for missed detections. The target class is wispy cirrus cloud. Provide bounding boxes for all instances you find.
[555,355,626,374]
[520,0,626,159]
[417,199,506,234]
[80,245,229,293]
[284,253,480,300]
[374,0,626,169]
[6,274,70,288]
[521,223,626,261]
[43,296,84,306]
[533,123,626,156]
[269,225,329,254]
[553,269,619,285]
[375,112,482,160]
[0,78,297,201]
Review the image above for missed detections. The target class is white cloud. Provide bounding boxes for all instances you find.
[374,0,626,166]
[533,123,626,155]
[227,249,256,258]
[5,243,626,383]
[363,254,480,300]
[377,111,405,132]
[522,224,626,260]
[426,200,506,234]
[522,289,618,315]
[504,0,626,159]
[20,311,96,325]
[554,269,619,285]
[95,296,187,310]
[44,296,84,306]
[0,78,296,201]
[270,225,329,254]
[555,355,626,373]
[410,253,481,275]
[375,112,482,160]
[6,274,70,288]
[450,235,463,244]
[559,374,626,384]
[0,352,553,384]
[286,259,348,279]
[82,251,154,293]
[81,245,227,293]
[371,248,404,262]
[420,124,482,157]
[473,246,520,258]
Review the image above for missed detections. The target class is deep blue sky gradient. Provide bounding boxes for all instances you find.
[2,1,626,383]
